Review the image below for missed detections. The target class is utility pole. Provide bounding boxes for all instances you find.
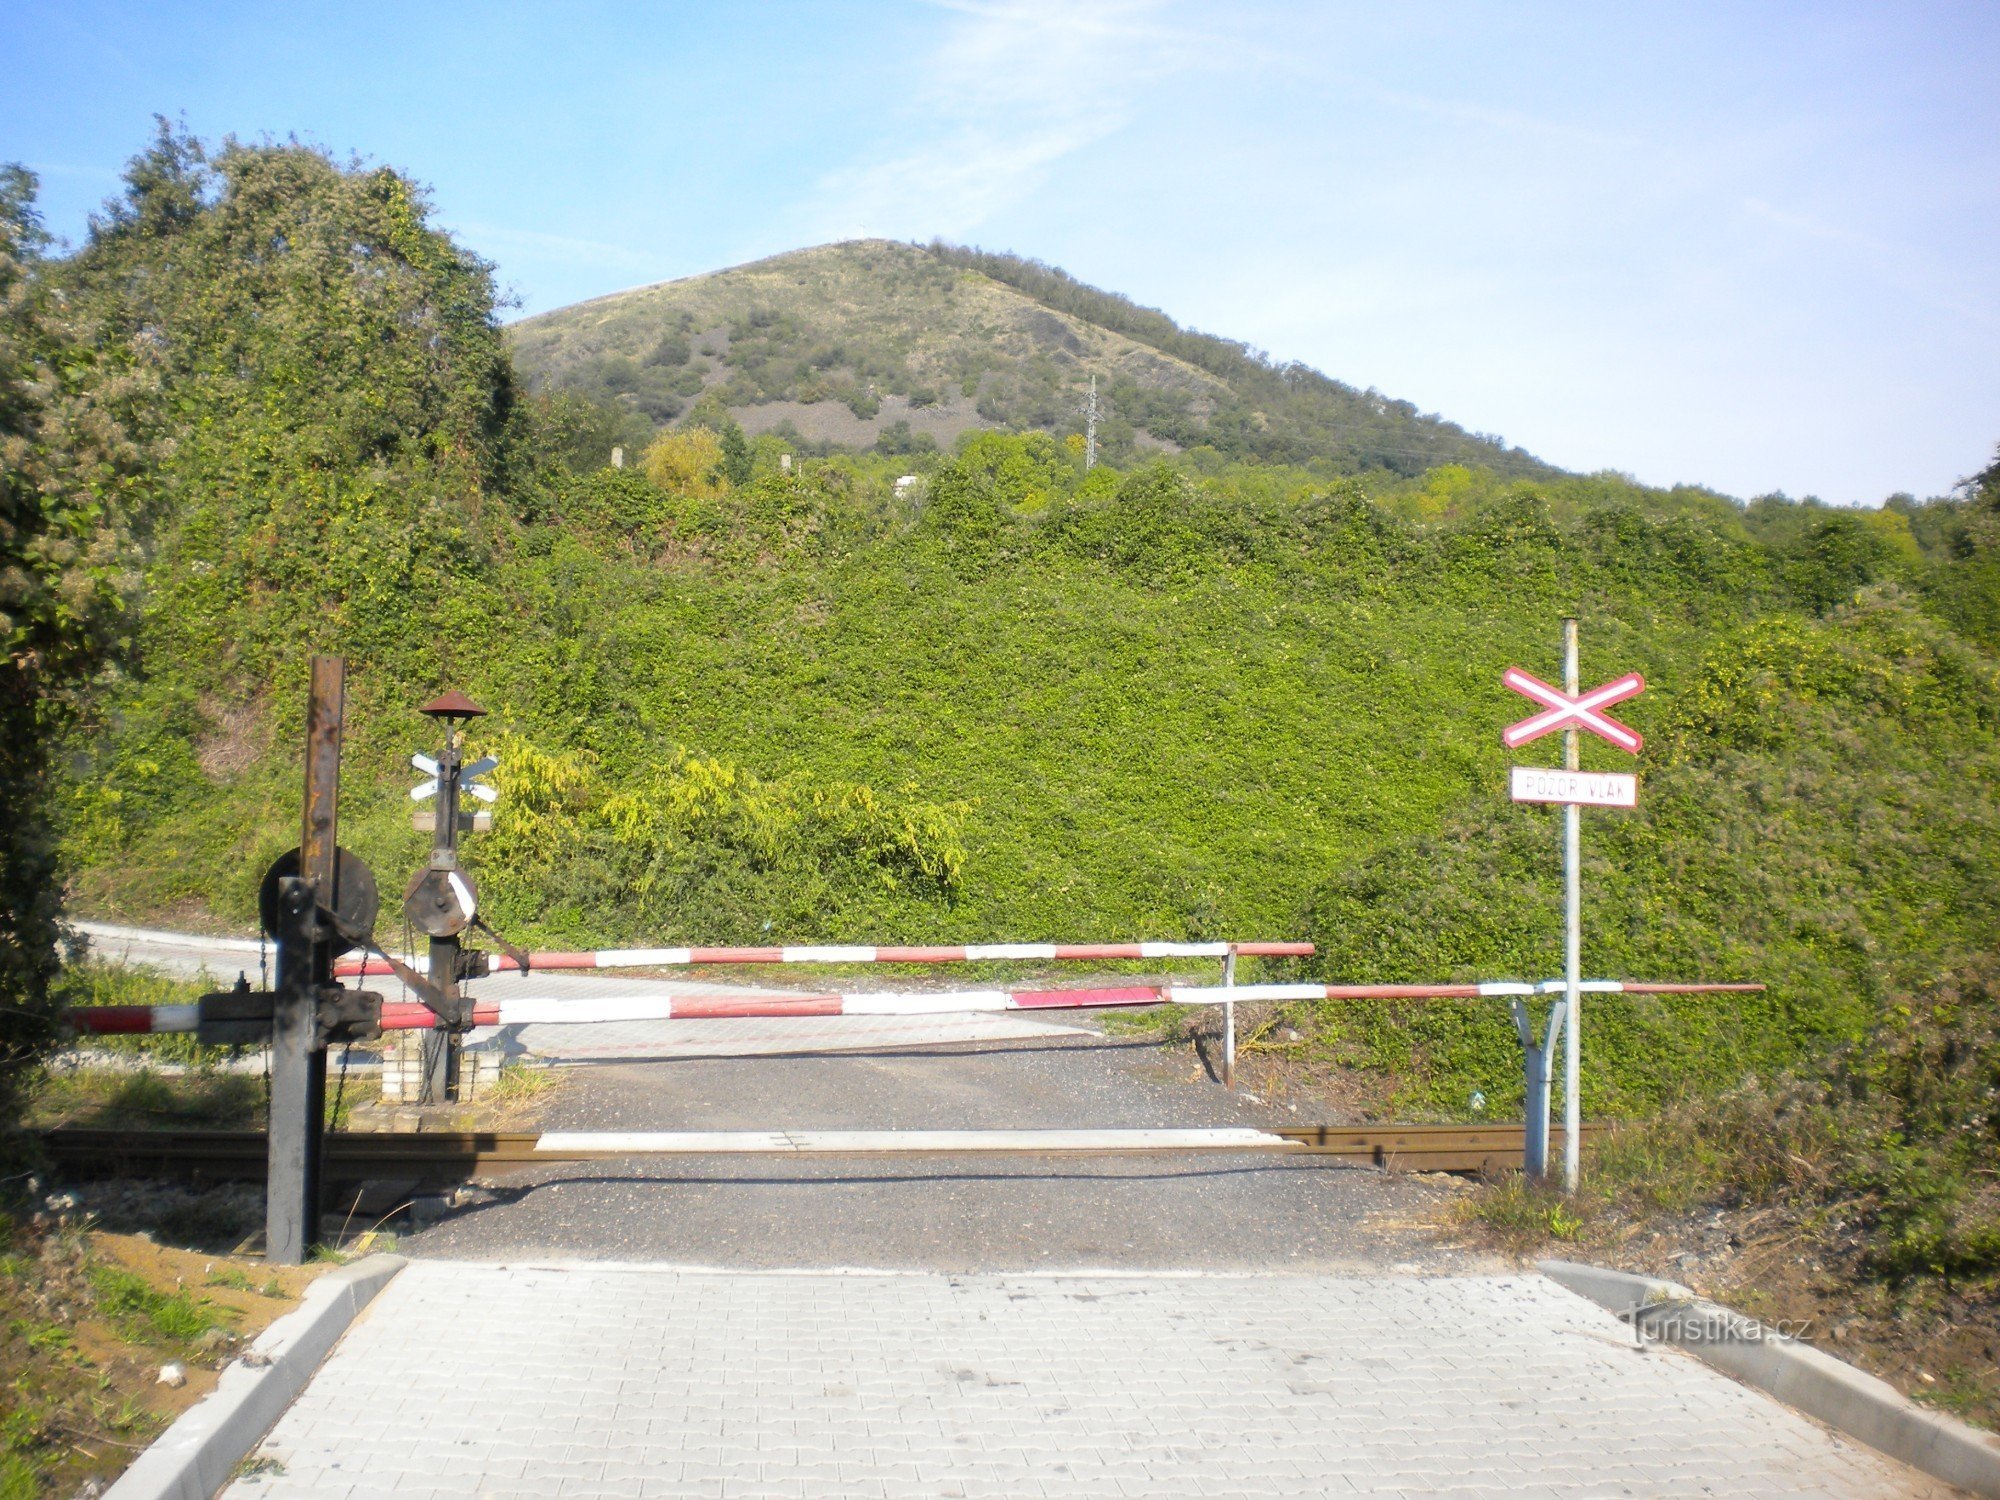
[1084,375,1099,471]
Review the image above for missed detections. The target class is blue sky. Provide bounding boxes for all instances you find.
[5,1,1995,503]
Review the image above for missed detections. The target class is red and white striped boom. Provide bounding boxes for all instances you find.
[332,939,1314,979]
[66,979,1763,1035]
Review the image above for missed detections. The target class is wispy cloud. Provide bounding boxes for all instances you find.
[800,0,1211,242]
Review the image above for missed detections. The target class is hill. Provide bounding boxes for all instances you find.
[508,239,1559,477]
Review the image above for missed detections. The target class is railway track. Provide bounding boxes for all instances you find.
[36,1122,1607,1180]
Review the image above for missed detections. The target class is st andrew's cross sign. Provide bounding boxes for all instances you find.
[1501,666,1645,755]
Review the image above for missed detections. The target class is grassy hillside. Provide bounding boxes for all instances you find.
[508,240,1558,477]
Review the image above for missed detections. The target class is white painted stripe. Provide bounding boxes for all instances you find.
[838,990,1012,1015]
[534,1128,1296,1155]
[496,997,688,1025]
[1479,981,1536,996]
[538,1132,794,1153]
[963,944,1057,960]
[1536,979,1626,994]
[155,1005,202,1033]
[594,948,693,967]
[77,923,264,954]
[1168,983,1325,1005]
[781,946,879,964]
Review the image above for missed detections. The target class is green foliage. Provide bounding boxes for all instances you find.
[1492,956,2000,1292]
[1914,447,2000,650]
[0,162,156,1143]
[474,735,967,943]
[63,123,523,695]
[718,418,753,486]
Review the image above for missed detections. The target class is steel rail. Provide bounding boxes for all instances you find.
[35,1122,1609,1179]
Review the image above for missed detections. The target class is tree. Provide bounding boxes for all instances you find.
[719,418,753,486]
[0,165,154,1136]
[642,425,727,497]
[60,124,525,689]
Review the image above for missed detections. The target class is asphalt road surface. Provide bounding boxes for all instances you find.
[404,1028,1494,1271]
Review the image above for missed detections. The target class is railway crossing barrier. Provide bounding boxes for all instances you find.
[59,649,1763,1259]
[76,976,1762,1035]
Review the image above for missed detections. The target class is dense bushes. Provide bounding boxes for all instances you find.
[473,736,966,943]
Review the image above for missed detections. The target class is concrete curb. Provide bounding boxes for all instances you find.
[1540,1258,2000,1498]
[103,1254,406,1500]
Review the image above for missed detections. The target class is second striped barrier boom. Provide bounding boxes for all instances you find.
[68,978,1763,1035]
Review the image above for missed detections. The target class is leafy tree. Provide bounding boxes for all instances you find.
[718,418,753,486]
[0,165,154,1135]
[1771,511,1894,611]
[58,124,525,692]
[518,388,654,482]
[873,419,938,458]
[642,425,727,498]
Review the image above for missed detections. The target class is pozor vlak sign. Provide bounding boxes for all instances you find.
[1501,627,1644,1192]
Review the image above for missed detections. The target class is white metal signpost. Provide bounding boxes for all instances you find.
[1503,621,1644,1192]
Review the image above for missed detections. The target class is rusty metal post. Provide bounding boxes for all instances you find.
[268,655,342,1264]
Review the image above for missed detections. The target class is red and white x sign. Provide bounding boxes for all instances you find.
[1502,667,1646,755]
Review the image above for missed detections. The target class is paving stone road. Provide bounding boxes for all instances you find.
[227,1262,1948,1499]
